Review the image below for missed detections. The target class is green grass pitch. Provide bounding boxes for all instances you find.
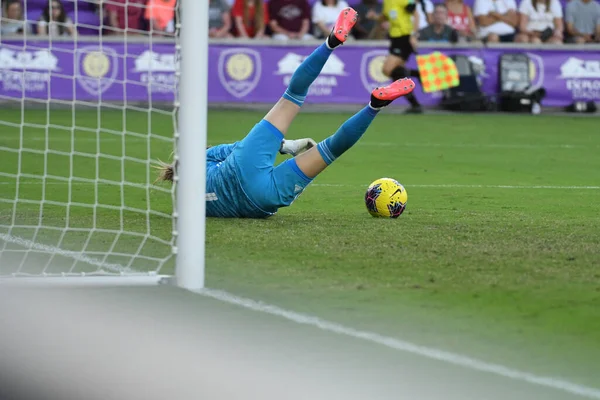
[1,108,599,387]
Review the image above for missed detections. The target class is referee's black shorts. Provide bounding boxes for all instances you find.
[389,35,414,62]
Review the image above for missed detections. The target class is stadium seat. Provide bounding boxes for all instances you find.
[21,0,47,10]
[25,7,44,26]
[69,9,101,35]
[62,0,98,15]
[61,0,73,13]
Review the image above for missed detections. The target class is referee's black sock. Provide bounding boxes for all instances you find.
[405,92,420,107]
[391,66,420,107]
[390,66,407,81]
[408,68,421,80]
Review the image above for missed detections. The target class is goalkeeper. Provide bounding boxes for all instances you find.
[158,7,415,218]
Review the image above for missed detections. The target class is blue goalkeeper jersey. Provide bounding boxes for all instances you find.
[205,143,275,218]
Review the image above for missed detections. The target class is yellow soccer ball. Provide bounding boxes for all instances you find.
[364,178,408,218]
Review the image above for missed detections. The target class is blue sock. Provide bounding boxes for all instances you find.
[282,43,333,107]
[317,106,379,165]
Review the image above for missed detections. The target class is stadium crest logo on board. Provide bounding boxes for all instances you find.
[360,50,391,93]
[0,48,59,93]
[525,52,544,89]
[559,57,600,101]
[75,46,119,96]
[217,48,261,98]
[275,52,346,97]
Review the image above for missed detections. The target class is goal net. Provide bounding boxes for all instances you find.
[0,0,181,279]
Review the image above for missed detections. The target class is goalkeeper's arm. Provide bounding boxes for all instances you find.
[155,143,239,183]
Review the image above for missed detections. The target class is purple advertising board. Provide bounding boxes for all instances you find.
[211,44,600,107]
[0,40,176,103]
[1,40,599,108]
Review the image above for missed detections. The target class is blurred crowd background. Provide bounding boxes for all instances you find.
[0,0,599,44]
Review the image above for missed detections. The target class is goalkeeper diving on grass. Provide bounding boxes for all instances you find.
[157,7,415,218]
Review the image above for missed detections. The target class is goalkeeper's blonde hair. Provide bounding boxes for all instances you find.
[154,146,212,183]
[154,159,175,183]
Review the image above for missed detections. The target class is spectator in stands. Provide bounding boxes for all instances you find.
[105,0,147,34]
[312,0,350,39]
[209,0,232,38]
[445,0,478,40]
[565,0,600,43]
[516,0,564,43]
[37,0,75,37]
[145,0,176,35]
[1,0,31,35]
[353,0,385,39]
[473,0,518,42]
[232,0,269,38]
[418,3,459,42]
[416,0,434,31]
[268,0,313,41]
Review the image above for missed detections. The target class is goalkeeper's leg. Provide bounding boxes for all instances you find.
[291,78,416,180]
[262,78,415,209]
[230,7,357,189]
[262,7,357,136]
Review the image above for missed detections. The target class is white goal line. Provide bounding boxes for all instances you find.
[0,233,130,274]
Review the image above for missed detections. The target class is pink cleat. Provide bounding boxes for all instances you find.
[332,7,358,44]
[371,78,416,101]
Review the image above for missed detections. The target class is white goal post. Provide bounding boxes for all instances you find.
[175,0,207,289]
[0,0,207,289]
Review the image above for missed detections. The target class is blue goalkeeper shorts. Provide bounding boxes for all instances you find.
[232,119,313,212]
